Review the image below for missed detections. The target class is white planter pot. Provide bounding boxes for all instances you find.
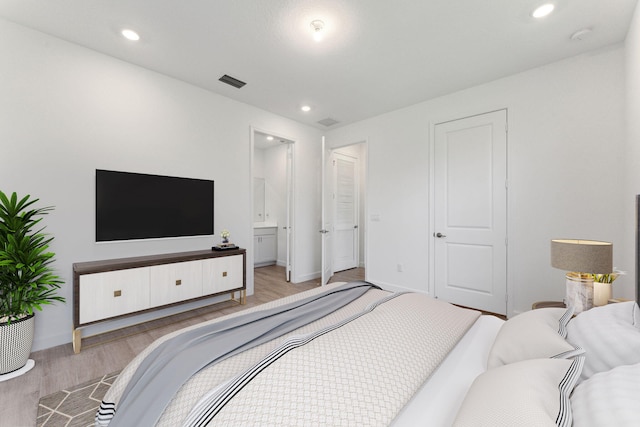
[0,314,35,375]
[593,282,613,307]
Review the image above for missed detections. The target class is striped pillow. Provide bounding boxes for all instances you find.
[487,306,580,369]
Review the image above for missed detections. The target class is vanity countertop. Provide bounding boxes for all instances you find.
[253,222,278,229]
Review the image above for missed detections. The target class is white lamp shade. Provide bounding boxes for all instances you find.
[550,239,613,274]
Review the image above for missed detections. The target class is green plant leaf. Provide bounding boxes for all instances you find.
[0,191,65,319]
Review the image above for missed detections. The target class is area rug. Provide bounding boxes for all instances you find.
[37,371,120,427]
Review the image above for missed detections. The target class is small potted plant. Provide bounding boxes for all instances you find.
[0,191,64,375]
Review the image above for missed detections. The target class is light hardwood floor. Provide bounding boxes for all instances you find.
[0,266,364,427]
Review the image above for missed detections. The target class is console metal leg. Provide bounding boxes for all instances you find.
[230,289,247,305]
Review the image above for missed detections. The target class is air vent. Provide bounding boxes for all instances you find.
[218,74,247,89]
[317,117,340,127]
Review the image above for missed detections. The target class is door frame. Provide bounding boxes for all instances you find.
[428,109,510,314]
[322,138,368,281]
[250,126,296,284]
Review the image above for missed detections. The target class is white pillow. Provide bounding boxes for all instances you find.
[571,362,640,427]
[487,307,580,369]
[453,357,584,427]
[566,301,640,381]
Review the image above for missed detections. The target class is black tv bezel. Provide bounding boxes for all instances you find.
[95,169,214,243]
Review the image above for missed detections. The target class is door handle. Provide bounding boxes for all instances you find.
[435,232,447,238]
[319,229,329,234]
[354,225,358,229]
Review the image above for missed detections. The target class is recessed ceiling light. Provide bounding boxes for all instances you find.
[301,105,311,112]
[121,29,140,41]
[532,3,555,18]
[266,136,274,141]
[310,20,325,42]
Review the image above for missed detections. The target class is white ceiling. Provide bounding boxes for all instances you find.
[1,0,636,129]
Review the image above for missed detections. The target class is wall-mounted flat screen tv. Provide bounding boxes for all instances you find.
[96,169,214,242]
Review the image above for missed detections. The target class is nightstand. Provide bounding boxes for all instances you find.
[531,300,566,310]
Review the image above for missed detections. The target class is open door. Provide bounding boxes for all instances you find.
[320,137,334,286]
[285,143,293,281]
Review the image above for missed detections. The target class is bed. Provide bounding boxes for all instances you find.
[95,281,640,426]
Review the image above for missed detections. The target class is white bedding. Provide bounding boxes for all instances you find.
[392,315,504,427]
[99,282,482,426]
[95,281,640,426]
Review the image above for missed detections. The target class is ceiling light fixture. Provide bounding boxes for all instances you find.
[121,28,140,41]
[310,20,325,42]
[266,136,274,141]
[532,3,555,18]
[301,105,311,112]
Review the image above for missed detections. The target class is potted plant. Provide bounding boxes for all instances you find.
[0,191,64,376]
[592,269,625,307]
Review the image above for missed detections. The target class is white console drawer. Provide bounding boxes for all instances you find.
[79,267,150,324]
[202,254,243,294]
[149,260,203,307]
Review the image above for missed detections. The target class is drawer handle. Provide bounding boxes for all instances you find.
[222,271,228,277]
[176,279,182,286]
[114,290,122,297]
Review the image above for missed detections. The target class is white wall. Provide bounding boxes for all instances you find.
[624,3,640,302]
[0,18,322,351]
[327,45,627,316]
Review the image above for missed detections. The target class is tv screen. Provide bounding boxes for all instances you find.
[96,169,214,242]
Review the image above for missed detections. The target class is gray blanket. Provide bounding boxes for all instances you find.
[102,281,378,427]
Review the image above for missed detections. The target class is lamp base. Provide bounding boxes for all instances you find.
[565,272,593,314]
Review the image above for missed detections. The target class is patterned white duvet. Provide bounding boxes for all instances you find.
[99,283,480,426]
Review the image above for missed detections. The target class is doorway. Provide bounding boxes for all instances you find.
[252,129,294,283]
[321,139,367,285]
[431,110,507,315]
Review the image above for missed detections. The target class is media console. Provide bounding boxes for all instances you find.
[72,248,246,353]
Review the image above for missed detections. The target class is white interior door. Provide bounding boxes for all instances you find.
[332,152,359,272]
[433,110,507,315]
[285,143,293,281]
[320,137,333,286]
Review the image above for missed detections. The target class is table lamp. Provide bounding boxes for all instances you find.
[550,239,613,313]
